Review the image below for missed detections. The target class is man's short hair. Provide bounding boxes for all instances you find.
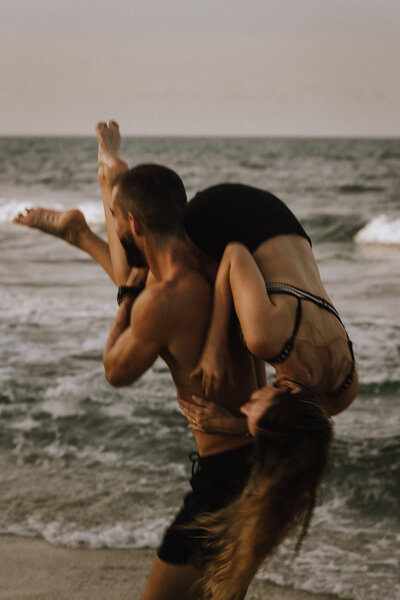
[114,164,187,236]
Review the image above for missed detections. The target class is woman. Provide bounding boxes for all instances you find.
[177,184,355,598]
[185,183,359,418]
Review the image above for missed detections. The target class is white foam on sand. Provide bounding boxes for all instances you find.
[24,517,169,550]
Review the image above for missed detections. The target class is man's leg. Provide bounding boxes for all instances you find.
[140,555,203,600]
[13,208,116,283]
[140,555,248,600]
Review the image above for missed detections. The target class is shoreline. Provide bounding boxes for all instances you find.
[0,534,349,600]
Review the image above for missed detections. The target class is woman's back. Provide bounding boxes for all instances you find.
[253,235,358,407]
[185,183,358,410]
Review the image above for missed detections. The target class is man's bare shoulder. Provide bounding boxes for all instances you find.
[127,268,211,363]
[133,269,210,323]
[176,269,212,313]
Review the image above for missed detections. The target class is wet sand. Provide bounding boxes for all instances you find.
[0,535,347,599]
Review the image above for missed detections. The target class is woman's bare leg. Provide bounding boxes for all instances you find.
[96,120,131,286]
[14,121,139,287]
[13,208,115,283]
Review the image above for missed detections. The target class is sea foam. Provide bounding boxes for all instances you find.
[355,215,400,246]
[24,517,169,549]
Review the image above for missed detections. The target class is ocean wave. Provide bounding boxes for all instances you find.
[358,380,400,397]
[3,517,169,550]
[328,436,400,515]
[0,199,61,223]
[380,149,400,160]
[302,213,365,243]
[75,201,105,224]
[355,215,400,246]
[337,184,384,194]
[0,198,105,225]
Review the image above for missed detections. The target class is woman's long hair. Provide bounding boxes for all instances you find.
[195,384,333,600]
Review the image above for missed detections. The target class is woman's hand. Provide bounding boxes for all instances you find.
[190,344,235,398]
[179,395,249,436]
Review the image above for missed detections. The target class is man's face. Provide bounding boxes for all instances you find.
[119,229,148,268]
[111,188,148,268]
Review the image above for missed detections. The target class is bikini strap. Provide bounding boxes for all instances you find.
[265,282,356,394]
[330,339,355,396]
[267,297,302,364]
[266,282,343,324]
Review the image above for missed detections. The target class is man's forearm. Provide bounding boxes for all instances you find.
[215,415,249,436]
[104,298,133,359]
[179,396,251,436]
[103,278,152,387]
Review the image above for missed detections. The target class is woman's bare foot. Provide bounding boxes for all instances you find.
[96,120,128,188]
[13,208,90,247]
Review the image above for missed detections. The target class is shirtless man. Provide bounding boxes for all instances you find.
[14,122,260,600]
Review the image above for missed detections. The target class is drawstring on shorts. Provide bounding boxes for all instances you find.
[189,451,200,477]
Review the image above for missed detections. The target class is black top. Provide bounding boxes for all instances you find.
[184,183,311,260]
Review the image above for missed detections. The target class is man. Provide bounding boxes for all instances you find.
[101,152,259,600]
[14,122,260,600]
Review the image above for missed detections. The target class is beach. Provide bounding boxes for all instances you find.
[0,535,345,600]
[0,136,399,600]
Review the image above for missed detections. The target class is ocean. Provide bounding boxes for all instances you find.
[0,135,399,599]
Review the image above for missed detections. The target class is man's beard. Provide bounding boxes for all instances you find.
[119,231,148,268]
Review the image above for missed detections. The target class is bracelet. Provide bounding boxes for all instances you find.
[117,286,142,306]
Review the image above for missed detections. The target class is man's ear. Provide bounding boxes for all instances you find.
[128,213,143,237]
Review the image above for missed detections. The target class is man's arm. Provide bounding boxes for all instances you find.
[179,396,250,436]
[103,284,170,387]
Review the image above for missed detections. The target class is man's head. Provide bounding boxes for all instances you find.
[111,164,187,267]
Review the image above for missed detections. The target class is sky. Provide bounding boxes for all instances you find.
[0,0,399,137]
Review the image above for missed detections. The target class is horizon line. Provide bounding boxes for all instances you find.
[0,132,399,140]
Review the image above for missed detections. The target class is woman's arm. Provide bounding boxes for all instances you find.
[192,242,274,396]
[190,246,237,397]
[179,395,250,436]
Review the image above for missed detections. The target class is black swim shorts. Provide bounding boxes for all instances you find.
[184,183,311,261]
[157,442,253,566]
